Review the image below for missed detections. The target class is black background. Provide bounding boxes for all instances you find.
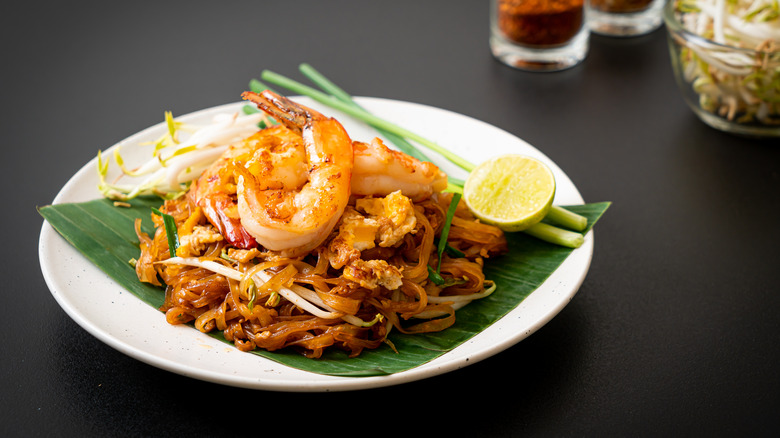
[3,1,779,436]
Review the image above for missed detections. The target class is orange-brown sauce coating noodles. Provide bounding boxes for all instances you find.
[134,190,507,358]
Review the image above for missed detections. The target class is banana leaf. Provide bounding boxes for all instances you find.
[39,198,610,377]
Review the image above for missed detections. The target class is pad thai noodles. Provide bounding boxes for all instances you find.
[126,90,507,358]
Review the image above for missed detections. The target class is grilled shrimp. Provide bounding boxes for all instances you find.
[238,91,353,256]
[192,90,353,256]
[351,138,448,202]
[190,126,306,250]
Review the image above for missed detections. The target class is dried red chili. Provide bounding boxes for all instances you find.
[589,0,654,14]
[497,0,584,47]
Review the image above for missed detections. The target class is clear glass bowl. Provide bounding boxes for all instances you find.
[663,1,780,138]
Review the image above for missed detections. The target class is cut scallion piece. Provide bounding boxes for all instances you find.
[437,192,462,273]
[151,207,179,257]
[445,244,465,258]
[427,265,445,285]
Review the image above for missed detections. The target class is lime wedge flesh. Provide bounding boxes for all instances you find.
[463,154,556,232]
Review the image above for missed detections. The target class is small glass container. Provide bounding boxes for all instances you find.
[490,0,589,71]
[586,0,665,37]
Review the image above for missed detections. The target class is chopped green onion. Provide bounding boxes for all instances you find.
[437,192,462,273]
[427,265,445,285]
[151,207,179,257]
[444,244,465,258]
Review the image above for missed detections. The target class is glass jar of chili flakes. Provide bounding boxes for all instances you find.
[490,0,589,71]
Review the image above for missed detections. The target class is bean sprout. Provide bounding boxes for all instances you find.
[158,257,382,328]
[97,109,271,200]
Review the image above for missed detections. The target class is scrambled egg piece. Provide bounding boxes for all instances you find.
[343,259,403,290]
[328,208,381,269]
[328,191,417,271]
[355,190,416,247]
[325,191,416,290]
[227,247,262,263]
[176,225,223,257]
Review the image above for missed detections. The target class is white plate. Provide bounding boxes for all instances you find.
[39,97,592,392]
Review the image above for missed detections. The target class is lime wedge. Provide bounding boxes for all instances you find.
[463,154,556,232]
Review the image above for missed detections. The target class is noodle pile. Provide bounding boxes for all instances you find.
[134,184,507,359]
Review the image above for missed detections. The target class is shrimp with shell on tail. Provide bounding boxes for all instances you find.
[193,89,448,256]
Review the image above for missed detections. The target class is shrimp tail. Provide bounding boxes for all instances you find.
[195,91,353,256]
[241,90,323,132]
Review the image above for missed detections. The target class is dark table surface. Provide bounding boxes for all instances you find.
[4,1,779,436]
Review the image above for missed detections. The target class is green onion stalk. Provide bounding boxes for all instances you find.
[151,207,180,257]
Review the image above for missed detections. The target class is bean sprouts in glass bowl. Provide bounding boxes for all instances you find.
[663,0,780,137]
